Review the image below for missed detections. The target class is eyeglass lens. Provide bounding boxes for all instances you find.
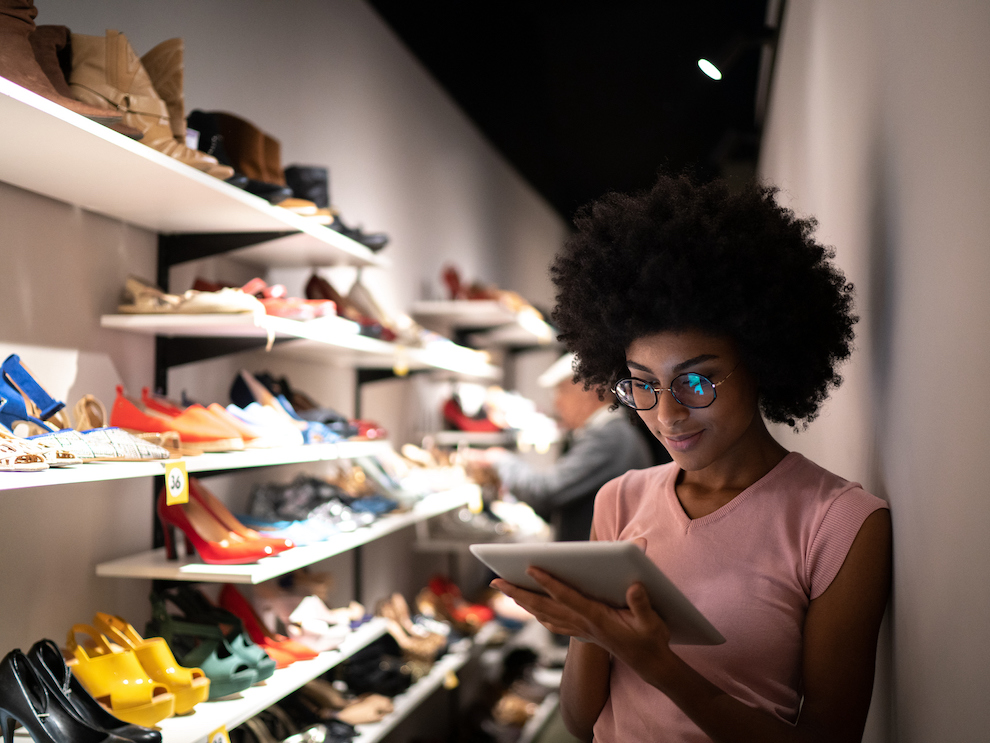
[617,373,716,409]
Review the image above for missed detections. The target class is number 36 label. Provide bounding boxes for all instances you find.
[209,725,231,743]
[164,460,189,505]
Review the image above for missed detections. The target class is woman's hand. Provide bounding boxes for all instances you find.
[491,565,678,690]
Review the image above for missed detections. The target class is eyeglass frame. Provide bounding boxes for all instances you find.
[611,363,741,411]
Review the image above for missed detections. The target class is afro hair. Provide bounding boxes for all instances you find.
[550,174,857,428]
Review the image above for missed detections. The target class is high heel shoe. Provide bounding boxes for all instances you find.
[219,584,319,668]
[92,613,210,715]
[66,626,175,727]
[157,487,280,564]
[189,477,293,555]
[0,648,129,743]
[26,639,162,743]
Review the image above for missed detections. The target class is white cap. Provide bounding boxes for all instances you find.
[537,352,578,388]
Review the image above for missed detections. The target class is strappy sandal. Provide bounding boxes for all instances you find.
[93,612,210,714]
[66,625,176,727]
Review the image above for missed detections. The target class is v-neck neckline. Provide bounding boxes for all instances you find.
[663,451,802,532]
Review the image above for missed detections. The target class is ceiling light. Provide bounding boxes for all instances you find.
[698,27,778,81]
[697,59,722,80]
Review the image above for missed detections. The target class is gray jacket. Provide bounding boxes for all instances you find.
[495,406,654,541]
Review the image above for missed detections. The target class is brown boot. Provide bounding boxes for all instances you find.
[0,0,121,123]
[68,30,233,180]
[30,25,142,139]
[140,37,185,141]
[213,111,267,181]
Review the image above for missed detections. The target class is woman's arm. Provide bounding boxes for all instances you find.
[495,509,892,743]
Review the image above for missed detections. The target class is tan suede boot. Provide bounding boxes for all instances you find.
[30,25,142,139]
[213,111,267,181]
[0,0,121,123]
[140,37,185,141]
[68,30,233,180]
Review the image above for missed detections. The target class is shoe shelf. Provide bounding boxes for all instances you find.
[0,440,392,493]
[0,78,384,269]
[100,313,501,379]
[351,642,472,743]
[153,618,389,743]
[427,430,517,447]
[410,300,557,349]
[95,484,480,584]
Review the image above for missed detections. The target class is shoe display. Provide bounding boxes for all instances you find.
[66,625,176,727]
[0,0,123,124]
[68,30,233,180]
[26,639,162,743]
[91,613,210,715]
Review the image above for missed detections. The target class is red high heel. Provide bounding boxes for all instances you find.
[188,477,293,555]
[219,584,318,667]
[157,488,279,565]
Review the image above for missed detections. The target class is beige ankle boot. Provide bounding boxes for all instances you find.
[68,30,233,180]
[140,37,186,141]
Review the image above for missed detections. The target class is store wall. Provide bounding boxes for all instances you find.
[0,0,566,654]
[759,0,990,740]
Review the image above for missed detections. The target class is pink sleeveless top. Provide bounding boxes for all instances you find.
[592,452,888,742]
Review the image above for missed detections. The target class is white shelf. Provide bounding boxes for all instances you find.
[427,430,516,447]
[411,300,519,329]
[100,314,501,379]
[95,485,479,584]
[351,644,471,743]
[0,77,384,268]
[0,440,393,493]
[157,618,389,743]
[411,300,556,348]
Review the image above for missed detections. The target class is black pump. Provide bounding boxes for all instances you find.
[0,648,128,743]
[26,639,162,743]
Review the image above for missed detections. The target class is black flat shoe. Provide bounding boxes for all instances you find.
[0,649,129,743]
[27,639,162,743]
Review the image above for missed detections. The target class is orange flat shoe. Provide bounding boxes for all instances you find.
[110,386,244,452]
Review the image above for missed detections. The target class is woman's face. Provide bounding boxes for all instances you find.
[624,330,763,474]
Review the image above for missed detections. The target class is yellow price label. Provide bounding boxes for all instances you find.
[164,460,189,505]
[208,725,231,743]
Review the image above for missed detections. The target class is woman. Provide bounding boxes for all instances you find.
[492,175,892,742]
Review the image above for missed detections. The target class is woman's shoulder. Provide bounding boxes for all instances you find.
[775,452,887,511]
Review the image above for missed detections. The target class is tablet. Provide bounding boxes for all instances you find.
[470,541,725,645]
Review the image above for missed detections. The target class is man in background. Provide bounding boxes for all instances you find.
[481,353,656,541]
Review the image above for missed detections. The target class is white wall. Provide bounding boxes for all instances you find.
[759,0,990,740]
[0,0,565,657]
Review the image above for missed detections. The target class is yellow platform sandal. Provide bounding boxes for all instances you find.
[93,612,210,715]
[66,625,176,727]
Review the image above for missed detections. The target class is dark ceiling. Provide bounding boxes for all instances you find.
[369,2,774,221]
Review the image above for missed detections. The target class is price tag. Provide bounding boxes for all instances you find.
[164,460,189,505]
[208,725,231,743]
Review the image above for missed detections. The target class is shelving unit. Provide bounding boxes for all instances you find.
[0,73,510,743]
[96,484,478,584]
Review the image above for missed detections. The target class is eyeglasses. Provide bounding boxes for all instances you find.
[612,364,739,411]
